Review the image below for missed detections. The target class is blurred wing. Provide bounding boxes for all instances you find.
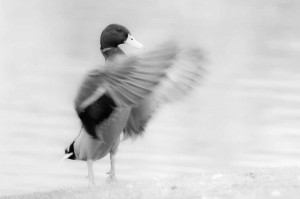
[123,97,156,138]
[104,42,178,107]
[154,48,206,103]
[74,43,179,138]
[74,69,107,113]
[75,42,179,111]
[124,47,206,138]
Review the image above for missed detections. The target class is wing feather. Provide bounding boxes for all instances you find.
[74,42,205,140]
[124,46,206,138]
[102,43,178,107]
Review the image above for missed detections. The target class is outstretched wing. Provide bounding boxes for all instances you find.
[74,42,179,138]
[124,47,206,138]
[103,43,178,107]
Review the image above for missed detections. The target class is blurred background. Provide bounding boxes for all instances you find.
[1,0,300,196]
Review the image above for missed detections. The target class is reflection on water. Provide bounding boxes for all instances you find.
[0,0,300,196]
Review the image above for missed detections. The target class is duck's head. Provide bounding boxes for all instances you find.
[100,24,143,50]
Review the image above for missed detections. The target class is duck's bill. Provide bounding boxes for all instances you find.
[60,153,73,161]
[125,34,144,49]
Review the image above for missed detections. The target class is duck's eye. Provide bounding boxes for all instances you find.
[116,29,122,32]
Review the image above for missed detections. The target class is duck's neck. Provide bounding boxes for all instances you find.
[101,47,125,61]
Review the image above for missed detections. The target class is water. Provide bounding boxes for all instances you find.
[0,0,300,196]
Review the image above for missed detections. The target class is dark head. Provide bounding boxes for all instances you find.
[100,24,143,50]
[63,141,76,160]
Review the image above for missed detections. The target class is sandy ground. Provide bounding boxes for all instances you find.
[2,167,300,199]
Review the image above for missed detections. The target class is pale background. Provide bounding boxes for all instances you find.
[0,0,300,196]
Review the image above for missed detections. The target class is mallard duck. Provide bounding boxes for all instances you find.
[63,24,204,185]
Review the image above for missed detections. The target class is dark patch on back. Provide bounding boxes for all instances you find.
[78,94,117,139]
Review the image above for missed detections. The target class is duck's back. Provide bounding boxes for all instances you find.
[74,55,132,160]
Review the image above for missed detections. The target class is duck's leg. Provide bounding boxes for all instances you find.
[107,153,116,181]
[87,159,95,186]
[107,136,120,182]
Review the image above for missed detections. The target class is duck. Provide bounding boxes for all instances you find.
[63,24,205,185]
